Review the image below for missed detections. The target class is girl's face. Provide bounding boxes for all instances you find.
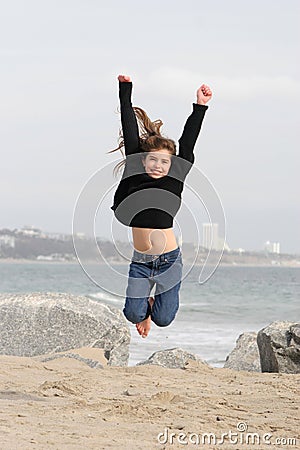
[142,149,172,179]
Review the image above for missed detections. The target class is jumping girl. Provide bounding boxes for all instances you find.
[110,74,212,338]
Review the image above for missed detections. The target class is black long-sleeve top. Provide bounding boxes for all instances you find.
[111,82,208,229]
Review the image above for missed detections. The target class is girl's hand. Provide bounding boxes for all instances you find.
[118,74,131,82]
[197,84,212,105]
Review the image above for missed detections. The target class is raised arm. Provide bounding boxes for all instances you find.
[178,84,212,164]
[118,75,140,155]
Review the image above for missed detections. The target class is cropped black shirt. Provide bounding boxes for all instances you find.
[111,82,208,229]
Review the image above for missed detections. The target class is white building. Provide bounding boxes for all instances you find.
[264,241,280,254]
[202,223,229,251]
[19,225,43,237]
[202,223,220,250]
[0,235,15,248]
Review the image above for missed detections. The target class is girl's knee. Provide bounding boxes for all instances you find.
[123,301,150,324]
[151,314,175,327]
[123,307,143,324]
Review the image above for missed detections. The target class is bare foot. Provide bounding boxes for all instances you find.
[136,297,154,338]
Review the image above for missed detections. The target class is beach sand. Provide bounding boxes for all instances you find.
[0,350,299,449]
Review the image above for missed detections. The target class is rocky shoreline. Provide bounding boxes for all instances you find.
[0,292,299,448]
[0,292,299,373]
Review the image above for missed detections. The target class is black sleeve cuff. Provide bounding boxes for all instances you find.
[192,103,208,112]
[119,81,133,105]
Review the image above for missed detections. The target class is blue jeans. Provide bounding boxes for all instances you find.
[123,247,183,327]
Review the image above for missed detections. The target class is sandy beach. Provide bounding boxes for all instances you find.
[0,350,299,449]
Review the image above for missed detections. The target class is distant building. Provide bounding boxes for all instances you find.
[264,241,280,254]
[74,232,86,239]
[234,248,246,254]
[19,225,43,237]
[177,234,183,247]
[202,223,229,252]
[202,223,220,250]
[0,235,15,248]
[44,232,72,241]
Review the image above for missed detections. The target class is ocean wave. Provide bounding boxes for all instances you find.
[87,292,123,304]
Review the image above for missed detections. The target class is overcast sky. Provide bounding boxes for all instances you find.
[1,0,299,253]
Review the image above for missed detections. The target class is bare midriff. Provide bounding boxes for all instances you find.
[132,227,178,255]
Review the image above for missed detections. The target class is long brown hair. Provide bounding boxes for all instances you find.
[108,107,176,176]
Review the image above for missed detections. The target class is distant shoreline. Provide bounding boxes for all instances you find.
[1,257,299,268]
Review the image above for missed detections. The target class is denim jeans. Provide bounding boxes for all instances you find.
[123,247,183,327]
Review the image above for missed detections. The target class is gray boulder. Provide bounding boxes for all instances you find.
[0,292,130,366]
[224,332,261,372]
[137,347,208,369]
[257,321,300,373]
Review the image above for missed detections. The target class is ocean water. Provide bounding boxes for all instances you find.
[0,261,299,367]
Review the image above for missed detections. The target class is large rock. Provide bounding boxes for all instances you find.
[0,292,130,366]
[257,321,300,373]
[137,347,208,369]
[224,332,261,372]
